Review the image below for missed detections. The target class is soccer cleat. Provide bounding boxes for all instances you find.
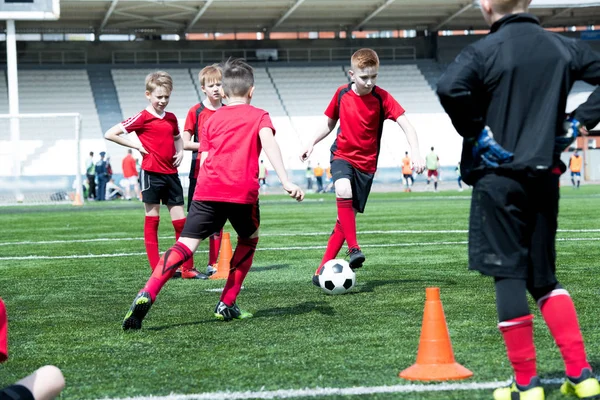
[560,368,600,399]
[206,264,217,277]
[312,274,320,287]
[181,268,209,280]
[347,248,365,270]
[493,377,544,400]
[214,301,253,321]
[171,267,182,279]
[122,291,153,330]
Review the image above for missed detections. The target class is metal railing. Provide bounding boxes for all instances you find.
[0,50,88,65]
[111,46,416,64]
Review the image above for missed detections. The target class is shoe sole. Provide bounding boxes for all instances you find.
[122,295,152,330]
[182,272,209,280]
[213,311,253,322]
[349,255,365,270]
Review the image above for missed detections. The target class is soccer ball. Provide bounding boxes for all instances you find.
[318,259,356,295]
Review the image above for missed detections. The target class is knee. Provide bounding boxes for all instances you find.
[38,365,66,393]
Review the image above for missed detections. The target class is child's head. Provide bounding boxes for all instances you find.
[479,0,531,25]
[221,58,254,99]
[145,71,173,113]
[199,64,223,102]
[349,48,380,95]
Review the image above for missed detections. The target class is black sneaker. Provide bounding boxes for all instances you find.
[122,291,152,330]
[312,275,320,287]
[347,248,365,270]
[214,301,253,321]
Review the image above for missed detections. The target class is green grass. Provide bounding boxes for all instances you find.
[1,187,600,399]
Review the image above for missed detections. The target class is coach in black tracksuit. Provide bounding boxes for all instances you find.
[436,0,600,398]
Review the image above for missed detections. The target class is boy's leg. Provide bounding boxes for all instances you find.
[216,202,259,320]
[207,229,223,275]
[143,203,161,270]
[170,204,199,278]
[14,365,65,400]
[313,219,345,286]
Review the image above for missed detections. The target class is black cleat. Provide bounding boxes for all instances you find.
[122,291,152,330]
[347,248,365,270]
[214,301,253,321]
[312,274,320,287]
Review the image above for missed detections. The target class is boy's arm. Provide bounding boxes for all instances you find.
[259,127,304,201]
[104,124,148,154]
[173,134,184,167]
[572,41,600,131]
[300,117,337,162]
[182,130,200,151]
[396,114,425,174]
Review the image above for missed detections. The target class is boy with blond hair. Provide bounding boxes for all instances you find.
[437,0,600,398]
[122,58,304,329]
[181,64,224,279]
[301,48,425,284]
[105,71,189,272]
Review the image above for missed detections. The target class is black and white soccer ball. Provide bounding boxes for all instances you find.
[318,259,356,295]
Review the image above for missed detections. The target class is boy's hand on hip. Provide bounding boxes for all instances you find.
[173,150,183,167]
[283,182,304,202]
[138,146,149,155]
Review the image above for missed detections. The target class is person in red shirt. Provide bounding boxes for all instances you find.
[181,64,224,279]
[121,149,140,200]
[300,48,425,285]
[122,58,304,330]
[0,298,65,400]
[105,71,189,274]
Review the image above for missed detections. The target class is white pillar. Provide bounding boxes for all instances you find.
[6,20,22,200]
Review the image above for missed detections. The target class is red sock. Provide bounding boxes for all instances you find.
[0,298,7,362]
[318,220,345,272]
[499,314,537,386]
[221,237,258,306]
[143,242,193,302]
[337,198,358,250]
[144,216,160,270]
[209,229,223,266]
[538,289,591,377]
[172,218,193,271]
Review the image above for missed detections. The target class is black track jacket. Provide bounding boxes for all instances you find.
[436,13,600,184]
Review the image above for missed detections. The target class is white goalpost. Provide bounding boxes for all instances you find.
[0,113,84,205]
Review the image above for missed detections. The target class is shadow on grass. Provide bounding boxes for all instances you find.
[251,264,289,273]
[253,301,336,318]
[144,318,217,331]
[352,279,428,294]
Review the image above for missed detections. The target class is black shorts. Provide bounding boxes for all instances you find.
[468,172,559,288]
[0,385,34,400]
[140,170,184,206]
[403,174,413,180]
[330,158,374,213]
[182,201,260,240]
[187,177,197,212]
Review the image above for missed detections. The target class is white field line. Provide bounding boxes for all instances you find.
[0,237,598,261]
[2,228,600,247]
[97,376,586,400]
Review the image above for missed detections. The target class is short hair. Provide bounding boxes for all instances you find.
[351,48,379,70]
[431,147,434,151]
[199,64,222,87]
[221,58,254,97]
[491,0,529,13]
[127,149,132,154]
[89,151,94,156]
[145,71,173,93]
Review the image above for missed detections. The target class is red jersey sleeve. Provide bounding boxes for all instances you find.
[121,111,146,134]
[0,298,7,363]
[324,87,342,120]
[183,105,198,133]
[259,112,276,135]
[382,91,406,121]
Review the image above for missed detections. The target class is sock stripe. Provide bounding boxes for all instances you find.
[537,288,570,308]
[498,314,534,328]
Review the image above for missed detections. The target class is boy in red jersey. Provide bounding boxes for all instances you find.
[301,48,425,285]
[105,71,189,273]
[181,64,224,279]
[122,59,304,330]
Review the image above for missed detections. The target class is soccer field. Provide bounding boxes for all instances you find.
[1,188,600,400]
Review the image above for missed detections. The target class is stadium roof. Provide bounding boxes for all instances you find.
[3,0,600,35]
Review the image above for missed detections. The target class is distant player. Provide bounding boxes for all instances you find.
[437,0,600,398]
[401,151,414,192]
[425,147,439,192]
[569,150,582,188]
[300,48,425,286]
[121,149,140,200]
[122,58,304,330]
[182,64,225,279]
[105,71,189,272]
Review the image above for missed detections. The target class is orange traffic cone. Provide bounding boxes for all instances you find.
[399,287,473,381]
[210,232,232,280]
[72,192,83,206]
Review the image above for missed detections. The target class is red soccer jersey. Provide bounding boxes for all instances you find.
[120,109,180,174]
[194,104,275,204]
[122,154,138,178]
[325,84,405,173]
[184,103,217,179]
[0,298,7,363]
